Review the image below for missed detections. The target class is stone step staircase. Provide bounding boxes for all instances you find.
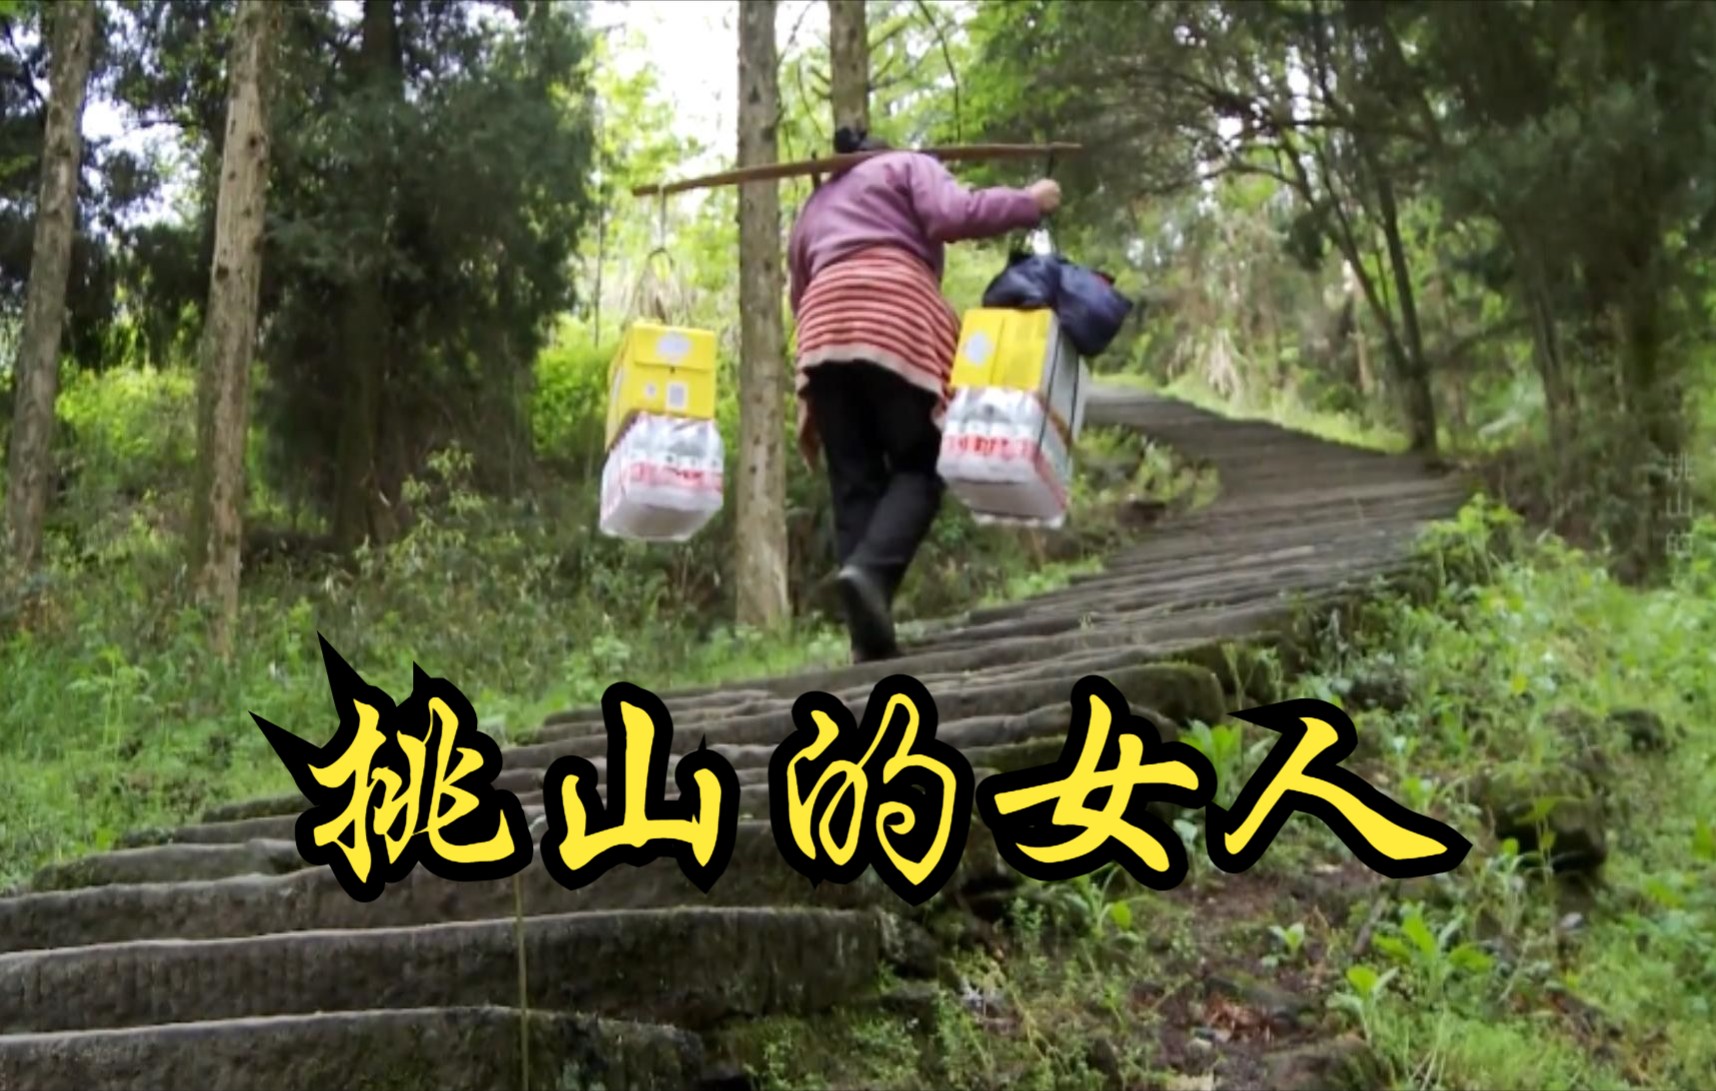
[0,389,1472,1090]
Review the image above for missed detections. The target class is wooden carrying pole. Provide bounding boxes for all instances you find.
[630,142,1082,198]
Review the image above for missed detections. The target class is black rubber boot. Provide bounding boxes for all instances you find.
[837,564,898,662]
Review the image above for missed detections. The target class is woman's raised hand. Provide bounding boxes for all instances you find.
[1027,179,1062,215]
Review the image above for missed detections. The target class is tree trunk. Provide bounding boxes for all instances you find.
[1619,282,1678,577]
[1288,118,1434,452]
[1372,166,1436,453]
[3,0,98,572]
[1513,237,1573,456]
[1339,263,1372,396]
[332,276,386,549]
[735,0,790,628]
[827,0,869,135]
[189,0,279,656]
[1446,367,1468,433]
[1355,326,1371,397]
[1330,212,1412,443]
[1262,291,1284,394]
[1285,140,1404,413]
[332,0,401,552]
[592,189,607,344]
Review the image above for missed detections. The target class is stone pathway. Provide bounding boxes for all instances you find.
[0,388,1471,1090]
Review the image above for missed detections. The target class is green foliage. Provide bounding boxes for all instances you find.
[960,0,1716,575]
[776,0,976,164]
[257,0,599,513]
[713,504,1716,1090]
[0,0,159,375]
[1287,504,1716,1087]
[529,319,614,470]
[82,1,601,527]
[55,364,196,504]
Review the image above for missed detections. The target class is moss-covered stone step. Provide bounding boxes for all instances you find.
[124,766,779,849]
[509,661,1218,772]
[0,906,889,1035]
[533,657,1223,751]
[959,541,1414,625]
[1178,476,1467,520]
[924,558,1411,649]
[1068,515,1437,584]
[110,757,1013,860]
[3,823,1012,951]
[205,637,1258,835]
[0,1006,704,1091]
[24,840,306,892]
[542,606,1280,714]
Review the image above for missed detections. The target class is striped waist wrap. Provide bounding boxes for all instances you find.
[793,245,961,467]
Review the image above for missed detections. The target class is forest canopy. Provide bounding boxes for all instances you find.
[2,0,1713,613]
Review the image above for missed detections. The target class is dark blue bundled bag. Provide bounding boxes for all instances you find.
[1054,262,1134,357]
[980,250,1134,358]
[981,251,1061,310]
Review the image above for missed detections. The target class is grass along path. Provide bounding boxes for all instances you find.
[0,421,1214,889]
[722,504,1716,1090]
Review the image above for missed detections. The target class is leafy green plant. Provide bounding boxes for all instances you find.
[1265,920,1308,966]
[1370,906,1496,987]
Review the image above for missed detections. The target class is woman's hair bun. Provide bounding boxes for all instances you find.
[834,126,865,154]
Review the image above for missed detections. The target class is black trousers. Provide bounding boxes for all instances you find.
[803,361,946,601]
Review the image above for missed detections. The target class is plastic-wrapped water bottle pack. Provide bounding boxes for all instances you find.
[937,386,1073,527]
[598,412,726,542]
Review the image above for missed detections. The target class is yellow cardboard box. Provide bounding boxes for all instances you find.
[604,321,719,451]
[951,308,1089,440]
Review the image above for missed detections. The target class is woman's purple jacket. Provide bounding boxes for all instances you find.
[787,151,1044,317]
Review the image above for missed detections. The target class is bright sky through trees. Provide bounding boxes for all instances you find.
[76,0,768,224]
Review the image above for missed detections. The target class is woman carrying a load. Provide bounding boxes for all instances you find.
[788,127,1061,663]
